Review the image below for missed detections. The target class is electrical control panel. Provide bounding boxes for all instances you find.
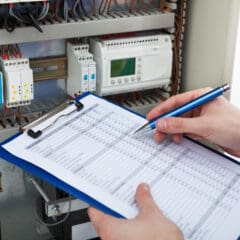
[0,58,34,107]
[90,34,173,96]
[0,0,187,238]
[67,42,96,96]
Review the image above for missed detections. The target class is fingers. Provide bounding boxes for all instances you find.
[88,207,118,233]
[172,134,182,143]
[155,133,183,143]
[88,207,106,232]
[135,183,162,217]
[155,117,205,136]
[88,207,106,224]
[147,88,211,121]
[154,131,166,142]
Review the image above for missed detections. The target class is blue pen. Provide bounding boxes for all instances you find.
[134,83,230,134]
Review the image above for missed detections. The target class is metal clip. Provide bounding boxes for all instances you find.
[20,99,84,139]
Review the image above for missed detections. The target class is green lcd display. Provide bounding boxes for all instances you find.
[111,58,136,78]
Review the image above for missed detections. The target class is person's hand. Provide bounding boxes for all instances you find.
[88,183,183,240]
[147,87,240,156]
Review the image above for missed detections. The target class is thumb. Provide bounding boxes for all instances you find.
[156,117,204,135]
[135,183,160,216]
[88,207,122,226]
[88,207,107,229]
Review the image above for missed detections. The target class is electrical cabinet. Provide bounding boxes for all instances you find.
[0,1,188,239]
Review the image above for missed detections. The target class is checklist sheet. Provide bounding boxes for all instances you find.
[3,94,240,240]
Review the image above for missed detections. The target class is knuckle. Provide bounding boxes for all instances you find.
[167,118,182,131]
[168,96,178,108]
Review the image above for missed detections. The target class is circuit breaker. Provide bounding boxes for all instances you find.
[67,42,96,96]
[0,58,34,107]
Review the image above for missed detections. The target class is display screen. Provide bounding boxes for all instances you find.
[111,58,136,78]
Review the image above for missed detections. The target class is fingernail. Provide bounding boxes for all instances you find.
[141,183,149,192]
[157,119,167,130]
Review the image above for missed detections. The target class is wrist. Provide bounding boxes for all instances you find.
[225,110,240,153]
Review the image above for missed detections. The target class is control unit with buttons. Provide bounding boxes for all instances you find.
[90,34,172,96]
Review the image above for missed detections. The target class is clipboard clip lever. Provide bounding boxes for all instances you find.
[21,100,84,139]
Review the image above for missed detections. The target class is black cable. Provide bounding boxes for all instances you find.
[92,0,96,16]
[28,11,43,32]
[80,0,88,16]
[5,17,16,32]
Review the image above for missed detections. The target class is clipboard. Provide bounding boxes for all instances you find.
[0,92,123,218]
[1,92,240,240]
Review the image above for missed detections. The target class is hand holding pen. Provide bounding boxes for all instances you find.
[137,84,240,157]
[135,84,230,134]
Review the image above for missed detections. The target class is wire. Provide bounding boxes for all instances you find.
[8,3,24,23]
[128,0,135,13]
[146,0,153,12]
[107,0,112,13]
[159,0,165,11]
[98,0,104,14]
[170,0,185,96]
[113,0,121,10]
[137,0,144,12]
[38,1,50,21]
[11,45,18,58]
[54,0,61,22]
[98,0,104,15]
[63,0,69,21]
[8,44,17,58]
[15,44,23,58]
[38,1,46,20]
[92,0,96,16]
[99,0,108,15]
[110,0,124,13]
[72,0,80,18]
[80,0,88,16]
[7,45,11,59]
[35,195,72,227]
[103,0,108,14]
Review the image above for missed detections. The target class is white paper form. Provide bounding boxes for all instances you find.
[3,94,240,240]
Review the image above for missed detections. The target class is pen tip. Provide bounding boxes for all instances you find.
[132,128,142,135]
[133,124,152,134]
[222,84,230,92]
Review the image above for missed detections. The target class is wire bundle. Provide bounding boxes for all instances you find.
[1,0,174,33]
[8,1,50,32]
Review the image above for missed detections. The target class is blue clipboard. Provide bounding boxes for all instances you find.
[0,92,130,219]
[0,92,240,222]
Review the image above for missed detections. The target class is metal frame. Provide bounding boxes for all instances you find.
[0,11,174,45]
